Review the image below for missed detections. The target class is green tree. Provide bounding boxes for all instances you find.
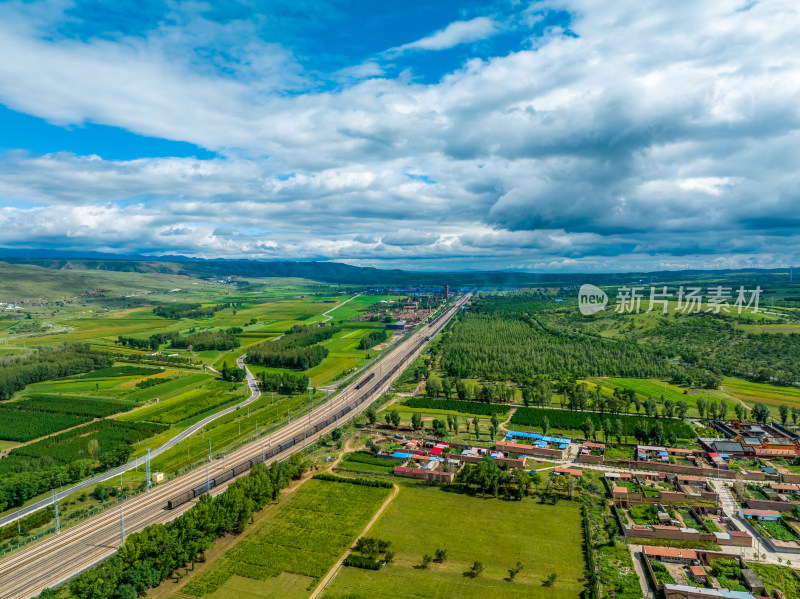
[390,410,401,428]
[780,404,790,425]
[434,548,448,563]
[696,397,707,419]
[508,561,523,581]
[542,416,550,436]
[425,377,442,398]
[411,412,423,431]
[421,554,432,569]
[675,400,689,419]
[468,561,484,578]
[365,407,377,425]
[752,402,770,424]
[490,413,500,438]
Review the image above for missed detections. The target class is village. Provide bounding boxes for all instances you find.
[341,414,800,599]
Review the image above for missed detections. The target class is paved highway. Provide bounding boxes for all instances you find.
[0,295,468,599]
[0,293,361,528]
[0,358,262,529]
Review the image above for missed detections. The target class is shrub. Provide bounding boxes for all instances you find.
[343,554,381,570]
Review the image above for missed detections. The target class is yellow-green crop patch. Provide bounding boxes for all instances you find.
[182,478,391,599]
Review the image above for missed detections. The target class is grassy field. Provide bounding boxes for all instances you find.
[589,378,736,418]
[181,478,392,599]
[324,481,586,599]
[748,563,800,599]
[722,377,800,414]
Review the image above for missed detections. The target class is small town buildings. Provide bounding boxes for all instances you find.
[643,546,698,564]
[740,508,781,521]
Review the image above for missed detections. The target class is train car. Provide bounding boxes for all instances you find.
[251,454,264,466]
[166,490,193,510]
[214,470,234,486]
[354,372,375,390]
[232,460,250,476]
[279,439,295,452]
[267,446,280,460]
[192,481,214,498]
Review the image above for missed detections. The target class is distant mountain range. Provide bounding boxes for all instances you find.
[0,248,790,287]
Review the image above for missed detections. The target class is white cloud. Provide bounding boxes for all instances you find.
[387,17,499,53]
[0,0,798,270]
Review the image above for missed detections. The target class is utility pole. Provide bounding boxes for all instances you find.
[255,420,258,438]
[145,448,151,491]
[206,464,210,493]
[208,439,211,462]
[120,506,124,544]
[262,443,265,462]
[53,490,60,534]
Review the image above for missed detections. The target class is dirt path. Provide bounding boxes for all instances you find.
[156,459,340,599]
[309,483,400,599]
[498,406,517,435]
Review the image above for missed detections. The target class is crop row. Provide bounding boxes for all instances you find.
[510,407,695,438]
[79,366,161,379]
[184,479,390,596]
[10,419,167,465]
[0,407,91,442]
[13,394,132,418]
[402,397,510,416]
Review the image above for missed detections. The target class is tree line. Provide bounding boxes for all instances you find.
[59,456,309,599]
[246,324,340,371]
[152,303,234,320]
[0,345,112,401]
[359,329,388,350]
[258,371,309,394]
[440,295,725,388]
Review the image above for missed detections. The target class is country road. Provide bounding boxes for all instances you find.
[0,295,468,599]
[0,292,358,528]
[0,356,263,528]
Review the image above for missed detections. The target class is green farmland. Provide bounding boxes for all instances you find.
[181,478,392,599]
[325,480,586,599]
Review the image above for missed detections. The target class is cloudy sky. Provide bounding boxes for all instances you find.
[0,0,798,272]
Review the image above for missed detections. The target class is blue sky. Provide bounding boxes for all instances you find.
[0,0,798,271]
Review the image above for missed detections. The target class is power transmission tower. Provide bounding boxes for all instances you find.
[145,448,151,491]
[52,490,60,534]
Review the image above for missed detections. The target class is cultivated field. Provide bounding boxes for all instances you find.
[324,481,586,599]
[181,478,392,599]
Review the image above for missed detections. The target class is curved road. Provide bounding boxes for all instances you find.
[0,294,468,599]
[0,291,361,527]
[0,357,262,528]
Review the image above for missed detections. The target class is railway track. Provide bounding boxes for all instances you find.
[0,294,467,599]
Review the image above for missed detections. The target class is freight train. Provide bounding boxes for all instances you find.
[166,301,460,510]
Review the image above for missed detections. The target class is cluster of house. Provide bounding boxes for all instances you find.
[383,435,554,483]
[643,546,768,599]
[495,431,571,459]
[701,421,800,460]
